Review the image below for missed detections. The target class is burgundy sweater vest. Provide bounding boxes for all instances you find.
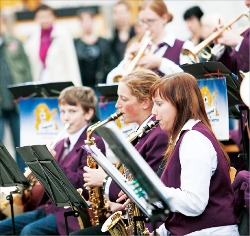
[163,39,184,65]
[153,39,184,76]
[161,122,238,235]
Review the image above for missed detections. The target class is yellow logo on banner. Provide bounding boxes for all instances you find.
[34,103,58,132]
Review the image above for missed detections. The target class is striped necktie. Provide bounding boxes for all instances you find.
[61,137,70,161]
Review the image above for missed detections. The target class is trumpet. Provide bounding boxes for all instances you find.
[113,31,155,82]
[182,12,249,62]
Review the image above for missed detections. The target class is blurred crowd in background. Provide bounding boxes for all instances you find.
[0,0,248,159]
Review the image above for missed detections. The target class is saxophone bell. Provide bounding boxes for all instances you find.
[101,119,158,235]
[101,211,129,236]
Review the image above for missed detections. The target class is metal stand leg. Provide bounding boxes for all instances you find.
[64,210,79,236]
[6,189,20,235]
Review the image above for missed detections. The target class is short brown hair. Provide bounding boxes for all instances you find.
[34,4,56,16]
[58,86,97,115]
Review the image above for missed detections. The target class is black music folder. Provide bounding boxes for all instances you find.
[0,140,30,234]
[95,84,118,102]
[8,81,74,99]
[16,145,91,234]
[0,140,30,188]
[16,145,87,208]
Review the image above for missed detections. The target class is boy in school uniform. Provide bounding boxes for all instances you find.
[0,86,106,235]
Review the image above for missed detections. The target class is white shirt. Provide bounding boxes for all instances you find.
[156,31,194,75]
[106,31,194,84]
[157,119,239,235]
[67,125,87,152]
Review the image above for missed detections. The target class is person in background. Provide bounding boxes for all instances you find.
[71,68,168,235]
[74,8,115,87]
[125,19,146,48]
[0,86,106,235]
[215,0,249,81]
[214,0,249,166]
[25,4,82,86]
[183,6,204,46]
[106,0,193,84]
[0,12,32,172]
[111,0,135,67]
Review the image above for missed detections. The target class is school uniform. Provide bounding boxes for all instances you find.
[0,126,105,235]
[158,119,239,235]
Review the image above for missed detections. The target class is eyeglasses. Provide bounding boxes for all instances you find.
[137,18,160,26]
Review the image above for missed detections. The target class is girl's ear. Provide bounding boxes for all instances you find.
[142,98,151,110]
[162,13,169,25]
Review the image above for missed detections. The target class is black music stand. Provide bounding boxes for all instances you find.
[95,84,118,102]
[94,84,118,121]
[16,145,91,235]
[0,140,30,235]
[84,122,170,235]
[8,81,74,99]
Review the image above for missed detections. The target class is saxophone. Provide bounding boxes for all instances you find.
[102,120,159,236]
[85,112,123,226]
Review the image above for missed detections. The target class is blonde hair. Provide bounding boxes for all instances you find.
[120,68,160,103]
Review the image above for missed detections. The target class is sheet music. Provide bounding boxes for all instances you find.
[85,122,170,220]
[84,144,152,217]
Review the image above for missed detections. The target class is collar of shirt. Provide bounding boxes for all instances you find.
[136,115,154,138]
[154,31,176,56]
[174,119,200,145]
[67,124,87,151]
[159,31,176,48]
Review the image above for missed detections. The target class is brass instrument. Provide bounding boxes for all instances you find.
[127,120,159,143]
[113,31,155,82]
[85,112,123,226]
[102,211,129,236]
[182,12,249,62]
[102,120,159,236]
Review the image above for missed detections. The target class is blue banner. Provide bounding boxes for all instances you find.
[19,98,64,146]
[197,77,229,140]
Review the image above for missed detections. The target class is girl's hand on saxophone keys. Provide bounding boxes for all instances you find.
[116,190,131,208]
[105,202,125,217]
[83,166,107,188]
